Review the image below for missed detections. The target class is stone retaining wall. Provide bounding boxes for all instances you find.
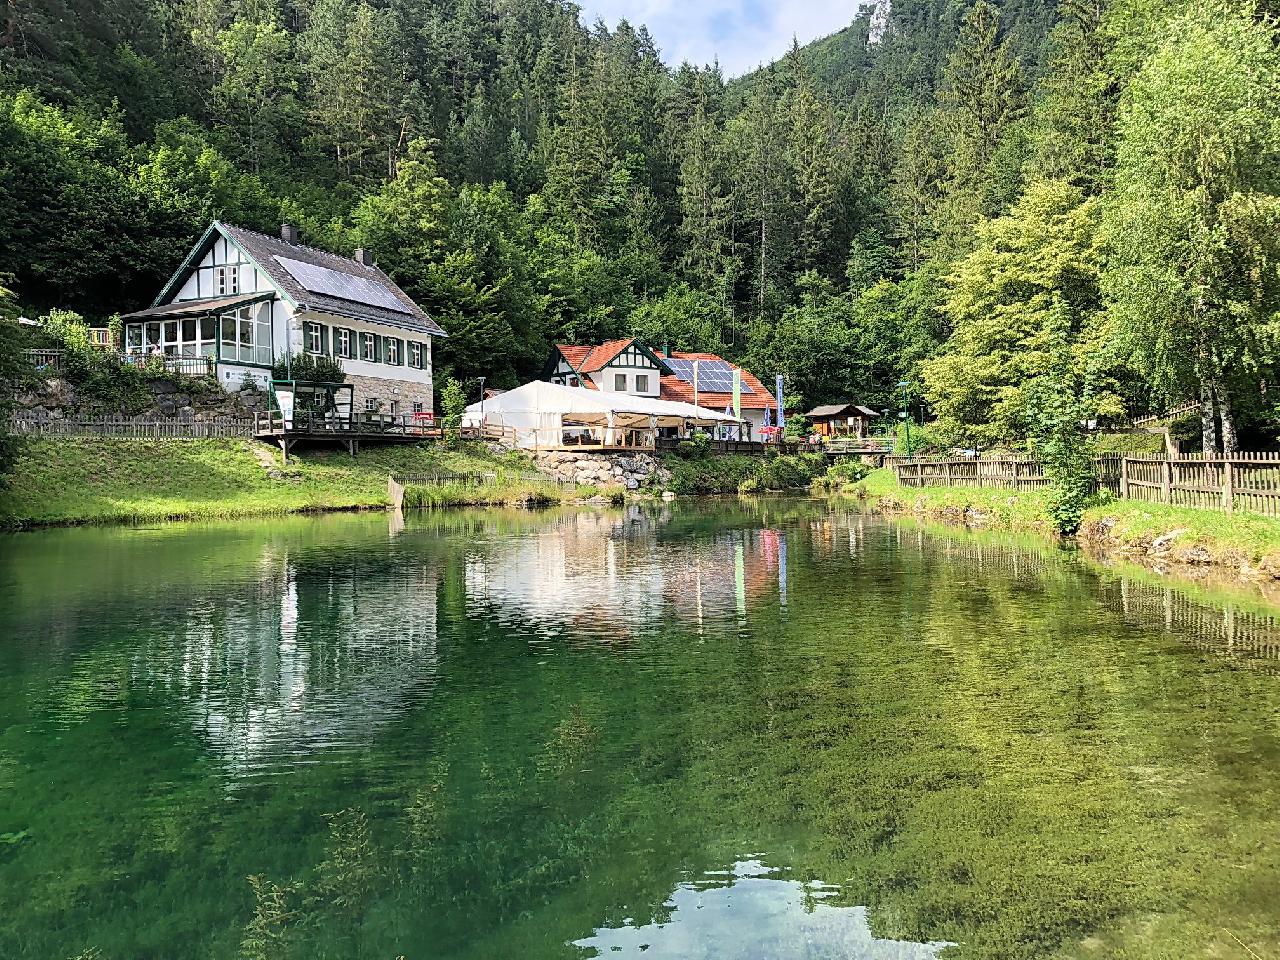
[531,449,670,490]
[14,376,266,420]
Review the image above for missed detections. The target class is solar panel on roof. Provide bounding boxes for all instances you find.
[276,256,411,314]
[666,357,753,394]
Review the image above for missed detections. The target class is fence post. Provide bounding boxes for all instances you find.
[1120,457,1129,499]
[1162,458,1172,504]
[1223,460,1235,514]
[944,461,952,486]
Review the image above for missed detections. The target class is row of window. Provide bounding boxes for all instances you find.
[363,399,426,415]
[304,322,428,369]
[615,373,650,392]
[124,304,271,366]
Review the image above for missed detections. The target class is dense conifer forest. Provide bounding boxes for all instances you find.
[3,0,1280,453]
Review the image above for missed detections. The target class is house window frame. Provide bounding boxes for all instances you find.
[361,332,377,362]
[614,373,627,391]
[385,338,400,365]
[337,328,353,359]
[364,397,379,412]
[636,374,650,392]
[305,322,322,355]
[409,342,422,369]
[215,265,240,297]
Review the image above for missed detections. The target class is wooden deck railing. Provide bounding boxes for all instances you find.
[894,452,1280,517]
[654,437,803,456]
[20,348,64,372]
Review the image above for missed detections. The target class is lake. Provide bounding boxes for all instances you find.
[1,501,1279,959]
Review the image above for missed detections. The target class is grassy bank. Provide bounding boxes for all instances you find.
[0,438,585,528]
[854,467,1280,576]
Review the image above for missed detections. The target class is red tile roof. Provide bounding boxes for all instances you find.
[660,352,776,411]
[551,342,775,412]
[555,344,592,368]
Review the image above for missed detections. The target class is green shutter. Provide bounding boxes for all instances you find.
[331,326,340,356]
[319,323,329,355]
[396,338,405,365]
[375,335,384,363]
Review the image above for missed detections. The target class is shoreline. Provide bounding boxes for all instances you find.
[0,437,620,532]
[853,468,1280,595]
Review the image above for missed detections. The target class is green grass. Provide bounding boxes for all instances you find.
[856,467,1280,564]
[0,438,572,527]
[856,467,1055,532]
[1080,497,1280,560]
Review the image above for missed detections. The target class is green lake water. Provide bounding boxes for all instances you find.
[2,501,1279,959]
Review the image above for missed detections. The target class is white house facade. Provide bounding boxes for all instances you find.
[121,222,445,416]
[543,339,779,437]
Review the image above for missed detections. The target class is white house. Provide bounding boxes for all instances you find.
[121,222,446,416]
[543,338,779,437]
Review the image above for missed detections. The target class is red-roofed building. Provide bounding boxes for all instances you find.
[543,339,779,436]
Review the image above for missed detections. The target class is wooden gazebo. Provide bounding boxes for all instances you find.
[804,403,883,439]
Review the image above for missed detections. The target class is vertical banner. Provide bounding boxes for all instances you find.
[775,375,785,433]
[732,367,742,420]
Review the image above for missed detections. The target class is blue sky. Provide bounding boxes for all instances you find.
[576,1,867,78]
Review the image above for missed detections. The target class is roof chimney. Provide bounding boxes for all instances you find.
[280,223,299,244]
[354,247,374,267]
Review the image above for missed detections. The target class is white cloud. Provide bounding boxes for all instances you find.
[577,0,867,78]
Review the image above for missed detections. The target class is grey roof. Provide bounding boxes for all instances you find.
[122,292,273,321]
[220,223,447,337]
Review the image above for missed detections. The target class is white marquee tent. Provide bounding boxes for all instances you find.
[463,380,740,449]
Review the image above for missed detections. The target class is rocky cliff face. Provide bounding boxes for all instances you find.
[530,450,671,490]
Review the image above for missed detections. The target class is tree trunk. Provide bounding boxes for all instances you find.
[1219,395,1239,456]
[1199,382,1219,456]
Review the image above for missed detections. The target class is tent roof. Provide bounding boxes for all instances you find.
[805,403,883,419]
[465,380,741,426]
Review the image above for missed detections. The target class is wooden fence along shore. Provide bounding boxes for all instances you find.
[894,452,1280,517]
[6,414,255,439]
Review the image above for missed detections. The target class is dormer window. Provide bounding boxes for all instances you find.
[215,265,239,296]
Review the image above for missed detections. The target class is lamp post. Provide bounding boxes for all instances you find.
[478,377,486,425]
[897,380,912,458]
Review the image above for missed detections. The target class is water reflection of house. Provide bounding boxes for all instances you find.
[127,552,441,776]
[465,509,787,639]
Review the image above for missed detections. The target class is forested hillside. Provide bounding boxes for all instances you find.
[4,0,1280,454]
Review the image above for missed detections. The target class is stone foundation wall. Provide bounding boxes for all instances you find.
[14,376,266,420]
[346,373,434,417]
[531,450,670,490]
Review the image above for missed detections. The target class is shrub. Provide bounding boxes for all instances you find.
[664,450,828,495]
[440,378,466,447]
[813,459,871,492]
[271,352,345,383]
